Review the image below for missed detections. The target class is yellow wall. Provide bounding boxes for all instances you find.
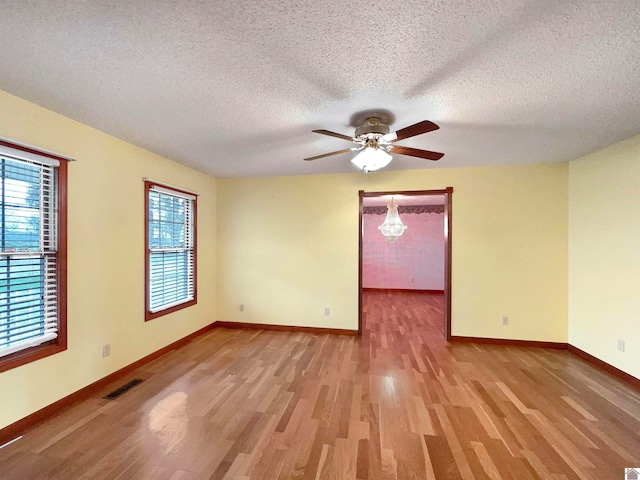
[568,133,640,379]
[217,163,568,341]
[0,91,218,430]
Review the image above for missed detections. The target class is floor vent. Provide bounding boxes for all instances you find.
[103,379,144,400]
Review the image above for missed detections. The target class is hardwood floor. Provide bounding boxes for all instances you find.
[1,291,639,479]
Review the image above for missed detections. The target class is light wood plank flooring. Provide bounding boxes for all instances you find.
[1,291,639,479]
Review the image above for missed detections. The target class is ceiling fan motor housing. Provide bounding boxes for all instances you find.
[355,117,390,137]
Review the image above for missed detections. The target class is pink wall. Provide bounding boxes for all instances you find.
[362,211,444,290]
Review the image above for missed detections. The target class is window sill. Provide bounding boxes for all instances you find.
[145,298,197,322]
[0,341,67,373]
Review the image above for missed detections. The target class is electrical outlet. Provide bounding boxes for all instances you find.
[102,344,111,358]
[239,304,245,312]
[502,316,509,326]
[324,307,330,316]
[617,339,625,352]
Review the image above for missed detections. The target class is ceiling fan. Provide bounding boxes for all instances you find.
[304,116,444,172]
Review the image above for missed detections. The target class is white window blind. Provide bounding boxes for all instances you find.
[147,184,195,313]
[0,155,59,358]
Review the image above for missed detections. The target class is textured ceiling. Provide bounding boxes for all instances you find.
[0,1,639,178]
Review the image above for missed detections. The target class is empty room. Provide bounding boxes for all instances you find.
[0,1,639,479]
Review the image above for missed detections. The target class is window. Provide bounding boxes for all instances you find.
[0,140,67,373]
[145,181,197,320]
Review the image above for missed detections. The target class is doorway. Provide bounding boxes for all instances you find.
[358,188,453,339]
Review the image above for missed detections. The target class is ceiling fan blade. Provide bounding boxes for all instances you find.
[312,129,355,142]
[388,120,439,142]
[304,148,355,161]
[392,145,444,161]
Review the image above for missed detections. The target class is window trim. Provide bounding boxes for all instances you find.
[144,181,197,321]
[0,140,68,373]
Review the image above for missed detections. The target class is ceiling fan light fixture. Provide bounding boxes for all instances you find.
[378,199,407,242]
[351,147,392,173]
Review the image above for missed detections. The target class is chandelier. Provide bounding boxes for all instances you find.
[378,199,407,242]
